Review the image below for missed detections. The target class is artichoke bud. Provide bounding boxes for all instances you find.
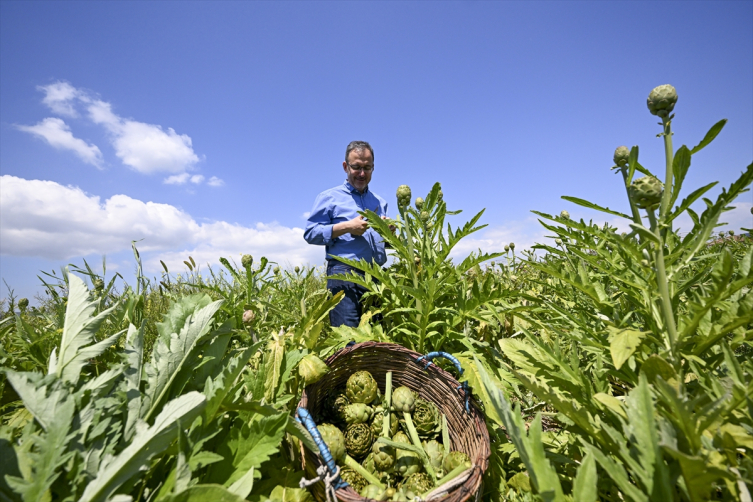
[345,423,373,459]
[393,432,421,476]
[340,467,368,493]
[396,185,412,208]
[412,398,441,437]
[344,403,374,425]
[504,245,510,252]
[555,239,563,245]
[510,242,516,250]
[641,259,650,268]
[647,84,678,117]
[443,451,471,473]
[94,279,105,291]
[372,440,396,472]
[613,146,630,168]
[728,230,734,236]
[629,176,664,210]
[371,409,399,437]
[414,256,421,265]
[241,254,253,269]
[317,423,346,462]
[392,386,416,413]
[437,189,443,202]
[346,370,379,404]
[298,354,329,385]
[18,298,29,310]
[242,309,256,325]
[415,197,424,210]
[423,439,445,473]
[360,485,385,499]
[294,265,300,273]
[560,210,570,219]
[325,392,350,424]
[273,266,280,274]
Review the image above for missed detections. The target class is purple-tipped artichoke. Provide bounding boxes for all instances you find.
[647,84,678,117]
[614,146,630,168]
[371,407,399,437]
[372,440,396,473]
[393,432,421,477]
[401,472,434,495]
[344,403,374,425]
[346,371,379,404]
[298,354,329,385]
[411,398,441,438]
[392,386,416,413]
[629,176,664,210]
[442,450,471,473]
[241,254,253,269]
[397,185,412,208]
[340,467,368,493]
[317,423,346,463]
[345,423,373,459]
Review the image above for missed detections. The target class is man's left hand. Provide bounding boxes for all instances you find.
[381,215,397,234]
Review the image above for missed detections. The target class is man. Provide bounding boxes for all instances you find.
[304,141,389,327]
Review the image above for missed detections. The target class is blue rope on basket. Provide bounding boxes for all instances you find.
[415,351,471,414]
[296,407,349,496]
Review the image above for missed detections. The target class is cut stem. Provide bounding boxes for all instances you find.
[402,412,436,479]
[422,464,472,497]
[344,454,384,489]
[383,372,392,437]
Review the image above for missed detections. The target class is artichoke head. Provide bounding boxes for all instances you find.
[346,370,379,404]
[295,265,300,273]
[360,485,386,499]
[415,197,424,210]
[402,472,434,495]
[423,439,445,473]
[555,239,562,246]
[363,452,376,473]
[443,450,471,473]
[396,185,412,208]
[371,408,399,437]
[647,84,678,117]
[298,354,329,386]
[613,146,630,168]
[372,440,396,472]
[394,434,421,477]
[18,298,29,310]
[510,242,516,250]
[241,254,253,269]
[344,403,374,425]
[93,279,105,291]
[345,422,373,459]
[317,423,346,463]
[242,310,255,325]
[412,398,441,438]
[504,245,509,252]
[339,467,368,494]
[392,386,416,413]
[629,176,664,210]
[323,392,350,424]
[560,210,570,219]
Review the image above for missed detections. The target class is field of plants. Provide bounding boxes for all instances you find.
[1,85,752,502]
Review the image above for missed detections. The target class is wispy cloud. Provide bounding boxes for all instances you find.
[207,176,224,187]
[0,175,319,268]
[163,173,205,185]
[16,118,103,167]
[38,81,81,117]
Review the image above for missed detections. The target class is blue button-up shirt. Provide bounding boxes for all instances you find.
[304,181,389,265]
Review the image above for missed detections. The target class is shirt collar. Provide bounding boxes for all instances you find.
[344,180,368,194]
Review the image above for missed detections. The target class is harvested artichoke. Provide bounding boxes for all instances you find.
[411,398,441,438]
[344,403,374,425]
[393,432,421,477]
[442,450,471,473]
[317,423,346,463]
[345,422,373,459]
[340,467,368,493]
[392,386,416,413]
[401,472,434,495]
[346,371,379,404]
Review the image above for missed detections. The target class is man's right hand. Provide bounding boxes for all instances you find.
[333,215,369,238]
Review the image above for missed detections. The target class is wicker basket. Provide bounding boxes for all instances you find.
[297,342,490,502]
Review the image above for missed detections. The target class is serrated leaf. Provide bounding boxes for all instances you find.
[224,412,288,487]
[572,452,597,502]
[608,326,647,370]
[160,485,246,502]
[263,335,285,403]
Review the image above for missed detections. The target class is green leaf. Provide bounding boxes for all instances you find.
[668,146,691,211]
[608,326,647,370]
[263,335,286,403]
[571,452,597,502]
[690,119,726,155]
[662,447,734,502]
[560,196,631,219]
[161,485,247,502]
[80,392,207,502]
[628,223,660,245]
[122,322,145,441]
[224,412,288,487]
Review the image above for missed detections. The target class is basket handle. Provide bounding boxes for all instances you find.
[295,408,349,490]
[415,352,471,414]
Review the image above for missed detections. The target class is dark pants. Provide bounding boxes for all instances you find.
[326,261,369,328]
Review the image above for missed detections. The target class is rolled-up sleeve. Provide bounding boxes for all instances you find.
[304,192,335,245]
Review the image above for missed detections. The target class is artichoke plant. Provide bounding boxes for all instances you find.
[613,145,630,167]
[345,422,373,459]
[411,398,441,438]
[371,408,399,437]
[423,439,444,474]
[241,254,253,269]
[298,354,329,386]
[392,386,416,413]
[340,467,369,493]
[629,176,664,210]
[344,403,374,425]
[346,371,379,404]
[396,185,412,209]
[647,84,678,117]
[317,423,346,463]
[393,432,421,477]
[442,451,471,473]
[401,472,434,495]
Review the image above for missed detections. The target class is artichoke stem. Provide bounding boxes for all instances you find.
[659,115,675,230]
[620,167,644,228]
[383,372,393,437]
[402,412,437,479]
[401,207,424,351]
[441,414,450,453]
[344,454,385,489]
[646,208,678,356]
[423,463,472,497]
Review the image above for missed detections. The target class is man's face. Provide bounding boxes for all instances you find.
[343,148,374,193]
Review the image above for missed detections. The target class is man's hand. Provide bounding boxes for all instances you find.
[333,215,369,238]
[382,215,397,234]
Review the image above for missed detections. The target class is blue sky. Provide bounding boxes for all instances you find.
[1,1,752,303]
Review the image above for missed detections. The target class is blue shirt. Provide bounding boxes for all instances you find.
[304,181,389,265]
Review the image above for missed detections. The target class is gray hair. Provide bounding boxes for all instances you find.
[345,141,374,162]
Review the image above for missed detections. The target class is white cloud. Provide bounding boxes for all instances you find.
[207,176,224,187]
[16,118,103,168]
[86,99,200,175]
[0,175,321,269]
[38,82,81,117]
[163,174,207,185]
[302,211,311,219]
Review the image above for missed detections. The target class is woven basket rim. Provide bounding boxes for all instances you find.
[297,341,490,502]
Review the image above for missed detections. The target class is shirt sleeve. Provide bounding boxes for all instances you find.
[303,192,335,245]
